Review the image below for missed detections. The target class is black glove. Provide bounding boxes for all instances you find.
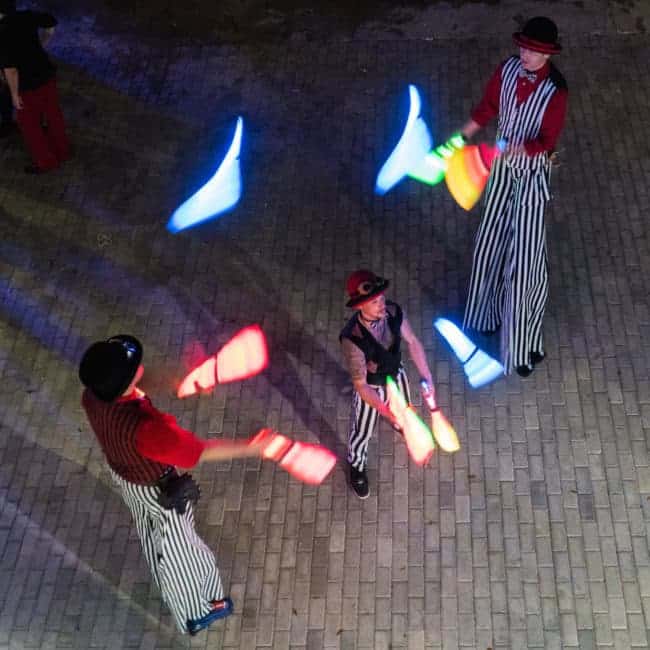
[156,473,201,515]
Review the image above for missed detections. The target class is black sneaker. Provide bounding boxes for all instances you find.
[349,464,369,499]
[516,364,533,378]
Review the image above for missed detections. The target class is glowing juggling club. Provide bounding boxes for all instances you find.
[375,85,433,195]
[215,324,268,384]
[167,117,243,233]
[433,318,504,388]
[408,133,466,186]
[386,376,435,465]
[249,428,337,485]
[177,324,269,398]
[445,139,506,211]
[419,381,460,453]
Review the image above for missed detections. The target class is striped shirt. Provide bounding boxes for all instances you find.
[471,56,567,159]
[82,389,205,484]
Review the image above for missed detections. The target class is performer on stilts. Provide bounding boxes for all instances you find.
[459,16,568,377]
[79,335,265,635]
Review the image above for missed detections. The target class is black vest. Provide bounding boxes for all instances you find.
[340,301,403,386]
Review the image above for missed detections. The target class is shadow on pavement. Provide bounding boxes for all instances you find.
[0,434,187,648]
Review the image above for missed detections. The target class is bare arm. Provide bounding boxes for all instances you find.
[3,68,21,110]
[196,438,265,464]
[401,317,433,387]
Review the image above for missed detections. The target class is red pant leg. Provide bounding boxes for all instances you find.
[41,78,70,163]
[16,81,59,171]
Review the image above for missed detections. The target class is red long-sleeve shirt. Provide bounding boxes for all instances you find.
[471,60,568,156]
[134,397,206,468]
[82,389,207,484]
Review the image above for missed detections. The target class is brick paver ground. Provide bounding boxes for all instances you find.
[2,2,650,649]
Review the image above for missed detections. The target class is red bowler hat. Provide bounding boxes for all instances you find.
[513,16,561,55]
[345,270,390,308]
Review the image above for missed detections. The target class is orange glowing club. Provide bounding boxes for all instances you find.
[216,324,268,384]
[177,325,269,398]
[250,428,337,485]
[420,381,460,453]
[445,142,503,211]
[386,376,435,465]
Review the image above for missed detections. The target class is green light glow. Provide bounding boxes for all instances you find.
[408,133,466,186]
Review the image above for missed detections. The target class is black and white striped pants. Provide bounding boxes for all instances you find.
[463,158,550,373]
[110,469,223,633]
[347,366,411,470]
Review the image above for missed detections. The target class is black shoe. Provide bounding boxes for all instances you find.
[530,352,545,366]
[187,597,233,636]
[349,464,369,499]
[516,365,534,378]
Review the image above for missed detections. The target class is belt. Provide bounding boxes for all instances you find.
[156,471,200,514]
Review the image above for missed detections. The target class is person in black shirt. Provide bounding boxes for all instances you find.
[0,0,70,173]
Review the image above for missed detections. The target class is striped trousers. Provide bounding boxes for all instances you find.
[347,366,411,470]
[110,470,224,633]
[463,157,550,374]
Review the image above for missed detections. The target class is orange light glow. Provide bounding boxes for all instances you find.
[445,143,500,211]
[445,148,483,211]
[463,146,489,188]
[249,428,337,485]
[279,442,337,485]
[386,376,435,465]
[430,409,460,453]
[177,357,217,398]
[403,408,436,465]
[177,325,269,398]
[262,433,293,462]
[216,325,269,384]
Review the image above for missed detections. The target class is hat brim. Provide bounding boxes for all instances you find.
[513,32,561,54]
[346,279,390,308]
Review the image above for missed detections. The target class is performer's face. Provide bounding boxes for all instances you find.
[520,47,550,72]
[359,293,387,321]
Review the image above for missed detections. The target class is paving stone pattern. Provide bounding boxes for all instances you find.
[1,12,650,650]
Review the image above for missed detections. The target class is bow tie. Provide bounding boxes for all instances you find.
[519,68,537,83]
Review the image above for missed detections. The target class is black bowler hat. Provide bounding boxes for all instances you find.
[79,335,143,402]
[513,17,561,55]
